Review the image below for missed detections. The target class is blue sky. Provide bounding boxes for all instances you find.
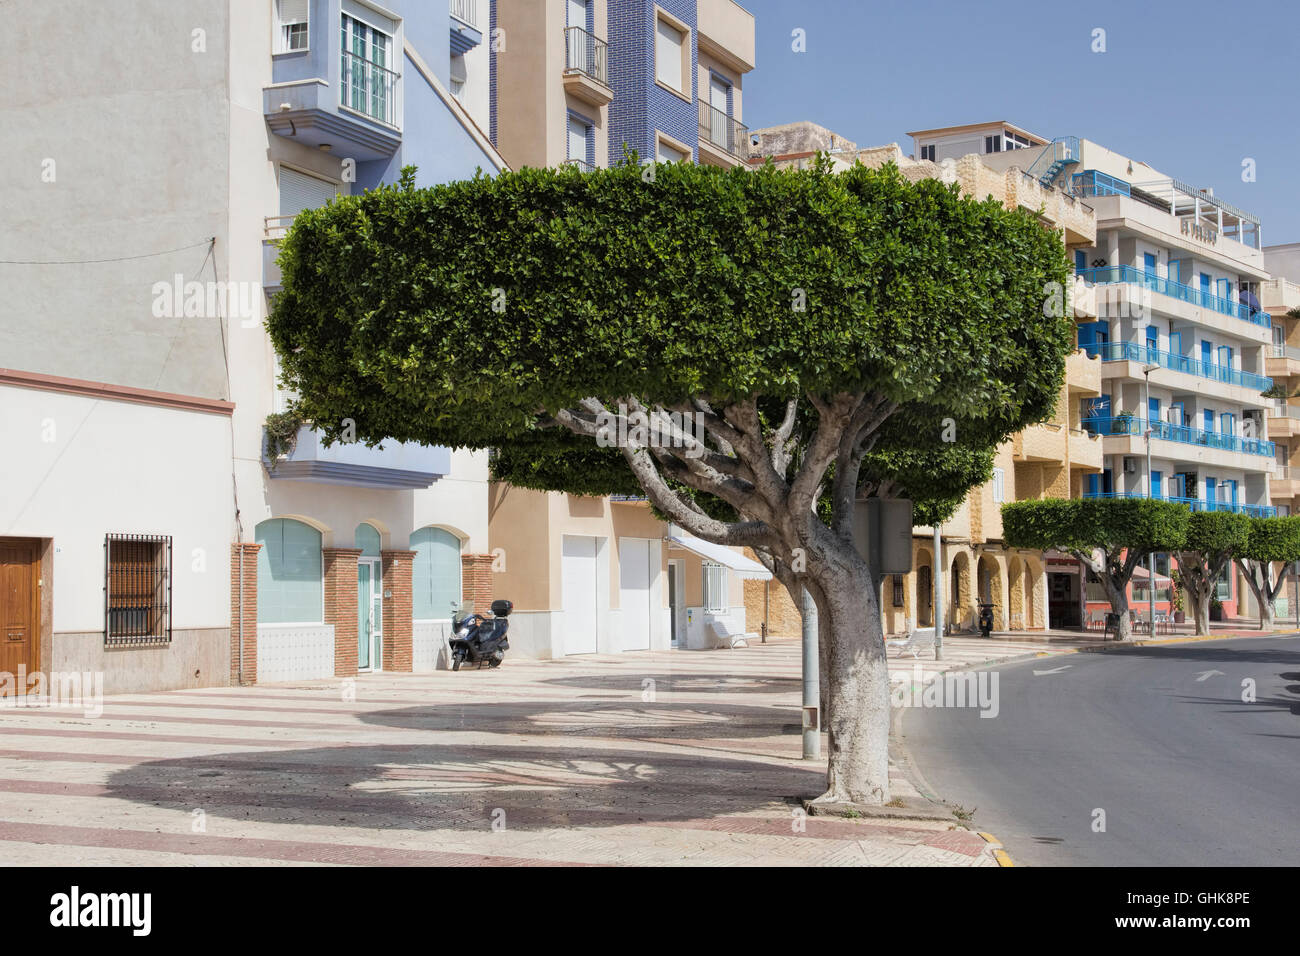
[739,0,1300,244]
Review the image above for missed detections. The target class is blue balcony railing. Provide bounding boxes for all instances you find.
[1081,416,1275,457]
[1081,490,1276,518]
[1080,342,1272,392]
[1076,265,1272,328]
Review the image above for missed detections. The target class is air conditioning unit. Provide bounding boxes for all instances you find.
[1123,457,1138,473]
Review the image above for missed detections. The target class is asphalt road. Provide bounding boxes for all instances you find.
[900,636,1300,866]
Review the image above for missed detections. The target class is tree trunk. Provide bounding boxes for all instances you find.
[1192,593,1211,635]
[810,557,890,806]
[1097,575,1132,641]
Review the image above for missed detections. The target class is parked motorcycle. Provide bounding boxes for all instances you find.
[977,602,996,639]
[448,599,512,670]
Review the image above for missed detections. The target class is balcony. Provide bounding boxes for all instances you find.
[562,27,612,107]
[263,425,450,490]
[1082,490,1276,518]
[1013,422,1066,463]
[262,215,292,295]
[1082,416,1275,458]
[1076,266,1271,328]
[1068,428,1104,470]
[1267,343,1300,379]
[698,99,749,165]
[562,158,596,173]
[696,0,756,74]
[450,0,483,53]
[1268,402,1300,440]
[1081,341,1272,392]
[1065,348,1102,396]
[1273,465,1300,499]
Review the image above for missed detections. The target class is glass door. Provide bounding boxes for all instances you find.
[357,559,384,670]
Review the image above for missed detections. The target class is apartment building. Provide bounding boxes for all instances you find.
[912,124,1279,622]
[747,121,1103,636]
[493,0,754,171]
[1,0,508,693]
[485,0,762,659]
[1263,243,1300,518]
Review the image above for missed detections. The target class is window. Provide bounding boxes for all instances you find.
[275,0,310,53]
[892,575,905,608]
[703,562,729,611]
[1215,562,1231,601]
[278,166,341,219]
[654,14,686,93]
[411,527,462,620]
[984,135,1002,153]
[105,534,172,645]
[341,13,395,125]
[992,467,1005,503]
[1168,259,1181,283]
[567,114,593,167]
[256,519,323,624]
[920,144,936,162]
[655,135,689,164]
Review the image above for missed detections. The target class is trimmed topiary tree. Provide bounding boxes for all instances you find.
[1001,498,1189,640]
[1235,515,1300,630]
[1175,511,1252,635]
[267,158,1071,805]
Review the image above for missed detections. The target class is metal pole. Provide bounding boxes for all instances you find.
[933,523,943,660]
[1146,369,1156,635]
[801,587,820,760]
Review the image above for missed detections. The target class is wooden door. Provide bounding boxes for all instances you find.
[0,539,40,695]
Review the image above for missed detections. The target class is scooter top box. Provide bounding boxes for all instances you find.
[490,599,513,618]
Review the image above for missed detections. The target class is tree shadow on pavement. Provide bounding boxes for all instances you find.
[102,736,825,832]
[538,673,798,695]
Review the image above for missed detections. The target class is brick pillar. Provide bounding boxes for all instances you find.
[462,553,494,611]
[229,543,261,685]
[381,550,415,672]
[324,548,363,677]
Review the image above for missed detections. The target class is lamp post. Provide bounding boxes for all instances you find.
[1143,363,1159,633]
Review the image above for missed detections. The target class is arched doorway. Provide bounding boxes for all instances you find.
[950,551,972,632]
[916,565,933,627]
[977,553,1005,631]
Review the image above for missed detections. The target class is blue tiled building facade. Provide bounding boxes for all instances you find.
[607,0,699,163]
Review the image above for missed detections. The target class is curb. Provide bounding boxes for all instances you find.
[977,831,1015,867]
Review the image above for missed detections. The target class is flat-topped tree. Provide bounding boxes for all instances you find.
[1176,511,1252,635]
[1235,516,1300,630]
[1001,498,1189,640]
[268,158,1071,805]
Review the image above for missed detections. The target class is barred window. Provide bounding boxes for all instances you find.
[892,574,905,608]
[702,563,729,612]
[105,534,172,645]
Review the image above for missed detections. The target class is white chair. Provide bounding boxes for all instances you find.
[708,619,757,648]
[887,627,937,659]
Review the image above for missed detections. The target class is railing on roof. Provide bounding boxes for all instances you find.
[1081,490,1276,518]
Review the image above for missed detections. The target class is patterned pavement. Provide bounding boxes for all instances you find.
[0,637,1040,866]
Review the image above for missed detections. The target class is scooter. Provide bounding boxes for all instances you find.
[448,600,512,670]
[977,602,996,639]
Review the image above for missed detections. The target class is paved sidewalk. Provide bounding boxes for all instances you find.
[0,637,1072,868]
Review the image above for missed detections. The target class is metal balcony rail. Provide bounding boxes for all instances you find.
[1081,415,1275,457]
[1081,490,1276,518]
[1272,343,1300,361]
[341,49,399,127]
[563,26,608,86]
[1277,465,1300,481]
[1270,403,1300,420]
[450,0,477,27]
[1080,341,1272,391]
[562,158,596,173]
[698,99,749,157]
[1076,265,1272,328]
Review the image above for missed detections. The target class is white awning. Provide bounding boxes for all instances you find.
[665,526,772,580]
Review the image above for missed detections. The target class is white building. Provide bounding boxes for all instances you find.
[1,0,507,693]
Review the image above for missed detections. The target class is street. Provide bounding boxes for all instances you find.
[901,635,1300,866]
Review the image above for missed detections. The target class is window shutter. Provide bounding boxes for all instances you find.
[655,19,683,91]
[279,167,340,219]
[278,0,309,25]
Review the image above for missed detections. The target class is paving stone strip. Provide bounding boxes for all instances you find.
[0,636,1069,866]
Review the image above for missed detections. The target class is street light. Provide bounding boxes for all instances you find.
[1143,363,1159,634]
